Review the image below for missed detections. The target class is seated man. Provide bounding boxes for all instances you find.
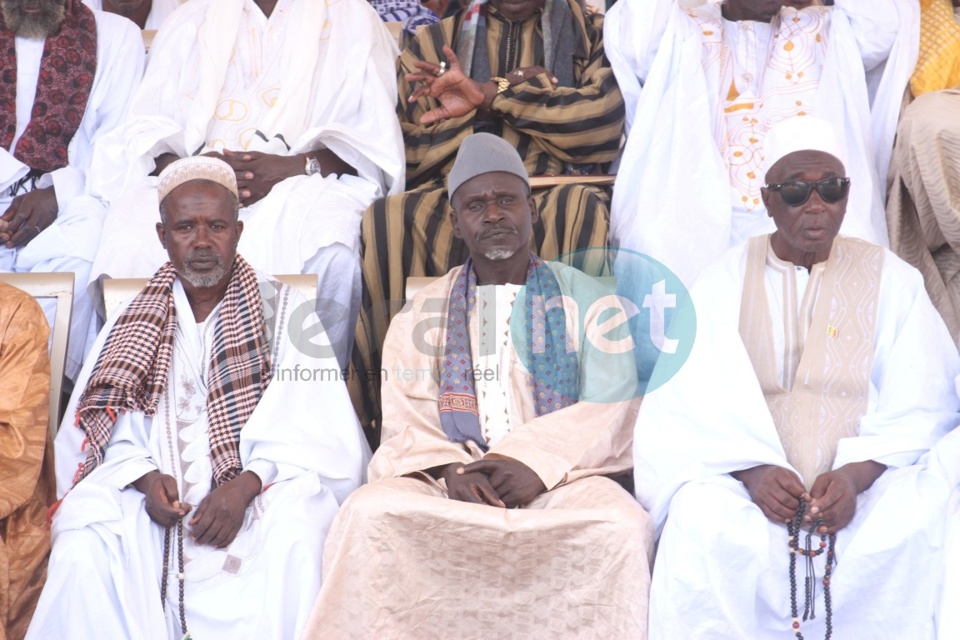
[886,0,960,341]
[84,0,182,29]
[87,0,404,371]
[0,282,53,640]
[27,157,369,639]
[633,117,960,639]
[351,0,624,440]
[605,0,917,284]
[0,0,145,379]
[302,134,652,638]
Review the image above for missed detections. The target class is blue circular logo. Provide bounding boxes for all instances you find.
[506,247,697,402]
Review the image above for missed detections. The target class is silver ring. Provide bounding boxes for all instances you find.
[437,61,447,77]
[514,69,524,78]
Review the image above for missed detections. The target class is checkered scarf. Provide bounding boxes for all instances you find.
[438,257,579,450]
[75,256,271,486]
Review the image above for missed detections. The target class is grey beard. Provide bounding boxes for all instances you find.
[484,248,518,261]
[180,255,229,289]
[1,1,66,40]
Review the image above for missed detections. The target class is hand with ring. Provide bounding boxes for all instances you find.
[406,45,497,124]
[406,46,561,125]
[0,186,59,249]
[505,65,558,88]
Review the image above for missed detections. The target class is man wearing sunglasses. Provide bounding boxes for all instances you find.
[605,0,916,286]
[632,116,960,639]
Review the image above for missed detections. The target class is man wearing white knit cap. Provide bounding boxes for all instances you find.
[632,116,960,639]
[605,0,918,286]
[85,0,404,374]
[27,156,369,640]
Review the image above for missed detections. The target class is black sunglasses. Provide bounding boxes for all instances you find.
[765,177,851,206]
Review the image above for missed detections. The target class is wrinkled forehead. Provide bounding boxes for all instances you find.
[452,171,530,205]
[767,149,846,182]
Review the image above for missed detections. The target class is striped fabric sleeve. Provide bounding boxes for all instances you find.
[398,19,476,188]
[491,17,625,165]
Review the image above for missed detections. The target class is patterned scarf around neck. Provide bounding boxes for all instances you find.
[438,257,579,450]
[74,256,271,487]
[456,0,578,87]
[0,0,97,173]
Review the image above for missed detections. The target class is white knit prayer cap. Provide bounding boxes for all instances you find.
[157,156,239,203]
[762,116,846,182]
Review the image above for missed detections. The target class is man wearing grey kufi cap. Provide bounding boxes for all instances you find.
[353,0,622,448]
[301,135,652,638]
[632,115,960,639]
[446,132,530,201]
[29,155,369,640]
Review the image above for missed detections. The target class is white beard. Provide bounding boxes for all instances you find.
[484,248,518,261]
[0,1,65,40]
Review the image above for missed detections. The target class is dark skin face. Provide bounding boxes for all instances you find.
[761,150,847,272]
[722,0,817,22]
[139,180,263,547]
[723,0,783,22]
[101,0,150,28]
[450,171,538,286]
[253,0,277,17]
[155,181,243,322]
[489,0,545,22]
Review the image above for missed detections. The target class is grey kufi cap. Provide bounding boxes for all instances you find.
[447,133,530,201]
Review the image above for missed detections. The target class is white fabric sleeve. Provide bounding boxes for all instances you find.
[239,289,369,505]
[101,413,161,492]
[835,254,960,469]
[833,0,903,71]
[244,459,278,487]
[604,0,677,133]
[40,166,85,211]
[64,12,146,200]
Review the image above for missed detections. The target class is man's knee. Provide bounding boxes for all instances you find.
[668,478,755,531]
[339,477,443,524]
[49,528,112,579]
